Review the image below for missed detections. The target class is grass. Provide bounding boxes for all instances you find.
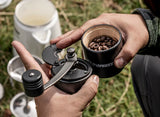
[0,0,145,116]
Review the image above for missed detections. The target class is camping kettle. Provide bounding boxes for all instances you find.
[13,0,62,58]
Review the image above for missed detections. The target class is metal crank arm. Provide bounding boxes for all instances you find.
[44,60,76,90]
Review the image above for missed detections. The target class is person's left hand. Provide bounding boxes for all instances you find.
[50,13,149,69]
[12,41,99,117]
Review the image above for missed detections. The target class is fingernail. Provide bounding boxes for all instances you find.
[92,75,99,86]
[115,57,126,68]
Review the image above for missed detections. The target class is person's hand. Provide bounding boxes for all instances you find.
[12,41,99,117]
[51,13,149,68]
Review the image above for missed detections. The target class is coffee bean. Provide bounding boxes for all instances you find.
[94,48,98,51]
[101,42,106,46]
[96,38,101,42]
[93,43,99,49]
[98,46,103,51]
[102,46,109,50]
[89,42,95,47]
[106,41,112,46]
[100,36,105,41]
[93,38,98,42]
[104,39,109,43]
[112,41,116,45]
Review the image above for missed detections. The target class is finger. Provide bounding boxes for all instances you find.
[50,30,74,44]
[114,33,144,68]
[73,75,99,109]
[12,41,49,84]
[53,18,103,48]
[40,64,52,78]
[56,27,84,49]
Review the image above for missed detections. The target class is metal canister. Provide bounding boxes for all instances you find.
[13,0,61,58]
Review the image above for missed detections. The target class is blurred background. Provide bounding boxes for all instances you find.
[0,0,146,116]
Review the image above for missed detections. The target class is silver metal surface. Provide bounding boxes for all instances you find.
[0,0,12,10]
[10,92,37,117]
[7,55,43,82]
[0,83,4,100]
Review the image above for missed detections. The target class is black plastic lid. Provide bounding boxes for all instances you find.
[42,44,62,65]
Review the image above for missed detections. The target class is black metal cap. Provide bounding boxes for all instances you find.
[22,69,44,97]
[67,48,75,58]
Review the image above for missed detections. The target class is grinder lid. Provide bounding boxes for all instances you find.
[42,44,62,65]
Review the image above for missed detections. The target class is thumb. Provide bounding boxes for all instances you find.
[73,75,99,109]
[56,28,84,49]
[114,33,143,68]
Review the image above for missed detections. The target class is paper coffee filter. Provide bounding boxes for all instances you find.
[15,0,56,26]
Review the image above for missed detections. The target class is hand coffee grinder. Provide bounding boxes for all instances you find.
[22,44,93,97]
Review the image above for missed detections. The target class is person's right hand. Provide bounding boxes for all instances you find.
[51,13,149,68]
[12,41,99,117]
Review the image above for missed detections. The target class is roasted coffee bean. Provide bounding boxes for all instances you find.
[112,41,116,45]
[101,42,106,46]
[102,46,109,50]
[94,48,98,51]
[104,39,109,42]
[89,42,95,47]
[93,43,99,49]
[106,41,112,46]
[98,46,103,50]
[93,38,97,42]
[99,42,102,46]
[100,36,106,41]
[96,38,101,42]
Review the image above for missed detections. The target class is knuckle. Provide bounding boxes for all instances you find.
[97,13,112,24]
[87,83,98,95]
[81,19,97,30]
[98,13,106,18]
[79,27,85,35]
[86,19,97,25]
[123,48,135,59]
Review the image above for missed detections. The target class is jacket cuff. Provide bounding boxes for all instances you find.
[133,8,160,54]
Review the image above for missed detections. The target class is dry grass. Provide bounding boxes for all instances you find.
[0,0,145,116]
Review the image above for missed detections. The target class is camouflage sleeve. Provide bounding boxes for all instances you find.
[133,8,160,56]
